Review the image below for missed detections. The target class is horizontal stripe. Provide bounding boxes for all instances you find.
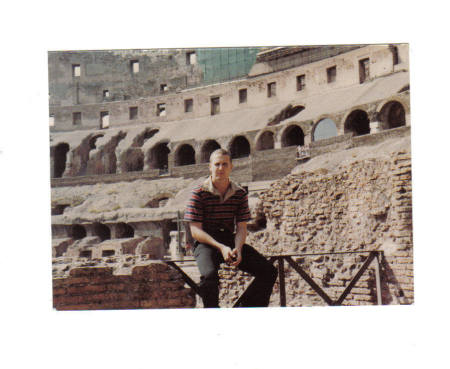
[184,185,251,228]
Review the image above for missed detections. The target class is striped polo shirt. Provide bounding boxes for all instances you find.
[184,176,251,233]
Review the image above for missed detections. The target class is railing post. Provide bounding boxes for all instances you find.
[278,257,286,307]
[374,252,383,305]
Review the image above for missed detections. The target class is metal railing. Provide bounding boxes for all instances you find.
[165,250,384,307]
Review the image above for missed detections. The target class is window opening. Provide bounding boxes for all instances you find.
[79,250,92,258]
[186,51,196,65]
[72,112,82,125]
[239,88,247,103]
[296,74,305,91]
[157,103,166,117]
[184,99,193,112]
[160,84,168,93]
[103,90,110,99]
[327,66,336,83]
[102,250,115,257]
[130,60,139,74]
[100,111,109,129]
[267,82,276,97]
[211,97,220,115]
[359,58,370,84]
[72,64,80,77]
[129,106,138,120]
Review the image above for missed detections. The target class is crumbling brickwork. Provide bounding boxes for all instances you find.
[53,262,195,310]
[215,151,413,307]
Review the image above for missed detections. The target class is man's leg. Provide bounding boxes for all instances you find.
[193,243,223,308]
[237,244,278,307]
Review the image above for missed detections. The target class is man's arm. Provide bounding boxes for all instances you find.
[231,221,247,266]
[189,222,234,263]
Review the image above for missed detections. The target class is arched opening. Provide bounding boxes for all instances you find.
[281,125,304,147]
[53,143,70,178]
[93,222,111,241]
[229,136,250,159]
[121,148,144,173]
[71,225,86,240]
[380,101,406,130]
[312,118,338,141]
[115,222,134,239]
[175,144,196,166]
[256,131,274,151]
[133,128,159,147]
[149,142,170,170]
[344,110,370,136]
[89,134,103,150]
[158,197,169,207]
[200,140,221,163]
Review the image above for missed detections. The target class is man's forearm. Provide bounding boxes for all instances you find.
[234,223,247,251]
[190,223,224,251]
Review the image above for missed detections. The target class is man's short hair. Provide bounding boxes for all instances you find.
[209,148,232,163]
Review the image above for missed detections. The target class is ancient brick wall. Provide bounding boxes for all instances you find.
[217,151,413,307]
[53,262,195,310]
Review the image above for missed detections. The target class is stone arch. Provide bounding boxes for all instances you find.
[379,100,406,130]
[344,109,370,136]
[174,144,196,166]
[132,128,159,147]
[281,124,304,147]
[148,141,170,170]
[92,222,111,241]
[200,140,221,163]
[115,222,134,239]
[53,143,70,178]
[312,118,338,141]
[145,193,173,208]
[120,148,144,172]
[255,131,275,151]
[70,224,86,240]
[229,135,251,159]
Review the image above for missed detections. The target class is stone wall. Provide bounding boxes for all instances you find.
[215,150,413,307]
[49,45,409,131]
[53,263,195,310]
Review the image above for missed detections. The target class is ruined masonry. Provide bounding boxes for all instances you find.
[49,44,412,309]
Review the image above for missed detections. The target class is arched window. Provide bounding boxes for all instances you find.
[313,118,338,141]
[229,136,250,159]
[93,222,111,241]
[53,143,70,178]
[281,125,304,147]
[115,222,134,239]
[200,140,221,163]
[149,142,170,170]
[344,110,370,136]
[256,131,274,151]
[175,144,196,166]
[379,101,406,129]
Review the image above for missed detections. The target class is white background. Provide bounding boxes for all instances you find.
[0,1,448,368]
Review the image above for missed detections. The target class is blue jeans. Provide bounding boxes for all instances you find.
[193,229,277,308]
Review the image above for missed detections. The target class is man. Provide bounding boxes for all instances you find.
[184,148,277,308]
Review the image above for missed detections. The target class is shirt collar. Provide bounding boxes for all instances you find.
[201,176,244,202]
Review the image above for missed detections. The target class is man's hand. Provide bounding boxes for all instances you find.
[230,248,242,267]
[220,245,234,264]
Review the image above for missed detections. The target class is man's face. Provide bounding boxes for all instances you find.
[209,154,233,182]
